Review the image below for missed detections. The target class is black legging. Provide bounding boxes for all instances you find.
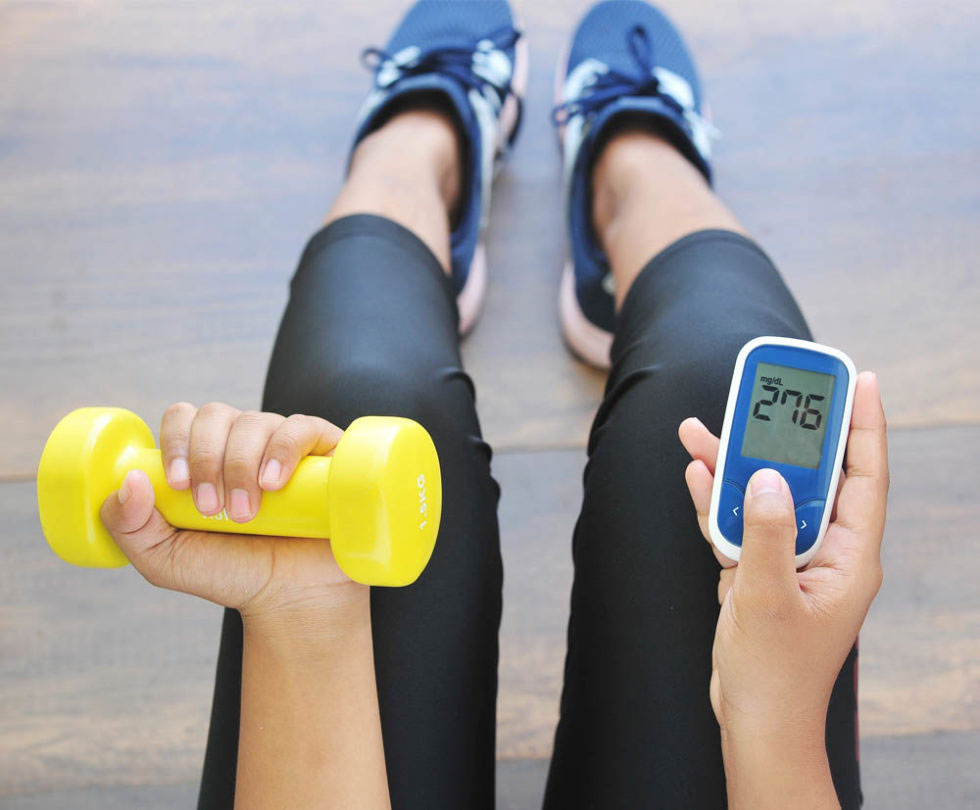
[196,215,861,809]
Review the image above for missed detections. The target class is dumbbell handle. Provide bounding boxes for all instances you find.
[115,446,334,539]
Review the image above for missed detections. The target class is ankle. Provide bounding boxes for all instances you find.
[589,125,745,309]
[592,128,704,240]
[325,106,462,271]
[349,108,462,214]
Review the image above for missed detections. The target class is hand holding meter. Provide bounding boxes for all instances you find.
[689,366,887,807]
[709,337,856,566]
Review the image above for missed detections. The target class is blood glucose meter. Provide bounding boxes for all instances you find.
[709,336,856,567]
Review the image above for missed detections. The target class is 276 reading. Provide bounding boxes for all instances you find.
[739,362,835,469]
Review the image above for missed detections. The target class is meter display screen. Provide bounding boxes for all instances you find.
[740,362,835,469]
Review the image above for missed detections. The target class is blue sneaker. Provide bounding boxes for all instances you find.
[353,0,527,335]
[553,1,715,367]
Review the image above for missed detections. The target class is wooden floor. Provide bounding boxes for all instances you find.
[1,1,978,806]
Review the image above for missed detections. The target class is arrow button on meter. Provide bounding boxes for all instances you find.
[718,481,745,546]
[793,500,825,553]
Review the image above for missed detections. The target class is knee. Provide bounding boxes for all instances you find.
[612,330,758,435]
[267,358,472,440]
[329,361,448,424]
[664,333,758,430]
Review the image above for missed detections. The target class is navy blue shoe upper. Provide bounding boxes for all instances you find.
[556,0,715,334]
[353,0,521,295]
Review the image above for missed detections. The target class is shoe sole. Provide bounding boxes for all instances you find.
[559,260,614,369]
[552,41,613,369]
[457,26,529,336]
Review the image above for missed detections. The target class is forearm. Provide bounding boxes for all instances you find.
[721,716,839,810]
[236,597,390,810]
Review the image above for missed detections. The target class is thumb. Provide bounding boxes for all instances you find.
[100,469,176,566]
[739,468,799,595]
[101,470,274,608]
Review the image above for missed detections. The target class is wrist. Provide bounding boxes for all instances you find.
[721,713,837,810]
[721,715,827,761]
[241,583,371,651]
[715,674,831,743]
[719,695,828,744]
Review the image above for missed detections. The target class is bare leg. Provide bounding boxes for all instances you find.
[326,108,461,271]
[591,126,748,309]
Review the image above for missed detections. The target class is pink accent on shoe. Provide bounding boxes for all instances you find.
[457,242,487,336]
[559,262,612,369]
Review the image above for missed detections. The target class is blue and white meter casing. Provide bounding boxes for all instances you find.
[708,337,856,567]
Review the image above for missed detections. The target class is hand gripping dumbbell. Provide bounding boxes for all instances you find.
[37,408,441,586]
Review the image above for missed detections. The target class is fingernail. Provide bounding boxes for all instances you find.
[196,482,219,514]
[261,459,282,489]
[750,468,784,496]
[118,472,134,504]
[169,457,189,486]
[229,488,251,520]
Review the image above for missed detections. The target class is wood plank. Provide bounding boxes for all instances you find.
[861,730,980,808]
[1,0,978,476]
[0,783,198,810]
[3,729,978,810]
[0,478,220,794]
[858,426,980,738]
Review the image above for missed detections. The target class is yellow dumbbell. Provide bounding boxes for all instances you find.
[37,407,441,587]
